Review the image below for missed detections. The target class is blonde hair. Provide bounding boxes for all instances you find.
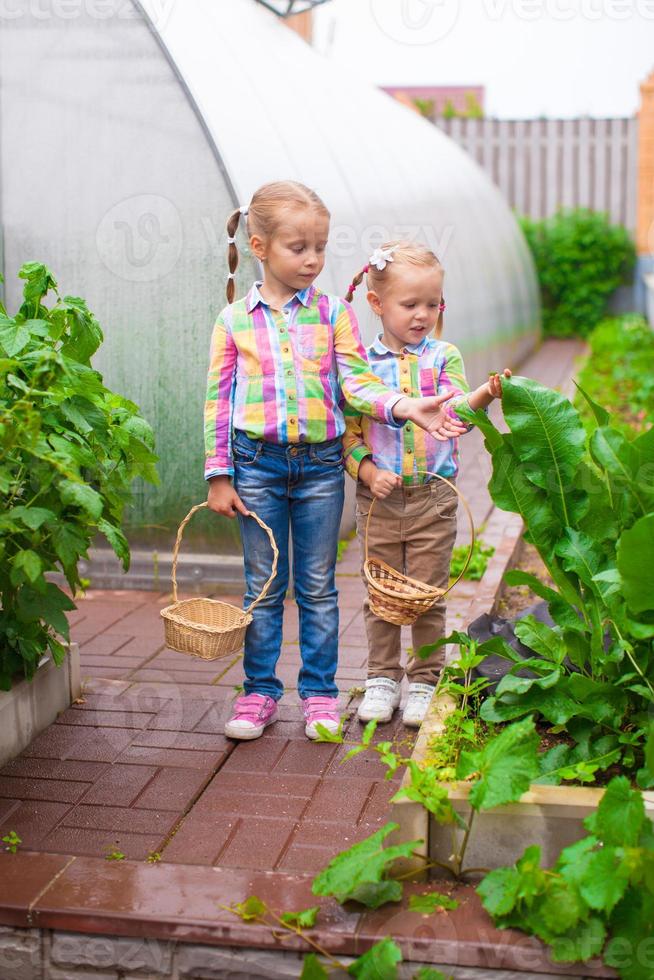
[225,181,330,303]
[345,240,446,337]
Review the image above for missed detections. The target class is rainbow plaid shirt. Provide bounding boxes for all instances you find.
[343,334,472,486]
[204,283,403,478]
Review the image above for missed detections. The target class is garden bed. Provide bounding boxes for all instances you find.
[0,644,80,768]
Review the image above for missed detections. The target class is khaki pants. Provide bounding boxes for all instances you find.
[355,479,458,685]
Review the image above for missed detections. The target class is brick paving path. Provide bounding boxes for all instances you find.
[0,340,584,875]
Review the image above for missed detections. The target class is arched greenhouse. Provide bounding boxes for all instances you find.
[0,0,540,570]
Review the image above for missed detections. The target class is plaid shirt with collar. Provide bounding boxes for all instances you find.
[204,283,403,478]
[343,333,472,486]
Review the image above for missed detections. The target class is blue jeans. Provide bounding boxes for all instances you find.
[233,430,345,701]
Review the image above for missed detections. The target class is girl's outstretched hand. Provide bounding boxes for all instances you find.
[488,368,512,399]
[393,391,468,442]
[207,475,249,519]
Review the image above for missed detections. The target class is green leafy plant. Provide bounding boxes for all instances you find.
[456,376,654,786]
[449,538,495,581]
[222,894,449,979]
[105,849,126,862]
[312,822,421,908]
[576,315,654,436]
[478,777,654,980]
[146,851,162,864]
[520,209,635,337]
[2,830,21,854]
[0,263,157,689]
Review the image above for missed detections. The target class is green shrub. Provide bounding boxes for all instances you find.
[520,209,635,338]
[0,263,157,690]
[576,314,654,436]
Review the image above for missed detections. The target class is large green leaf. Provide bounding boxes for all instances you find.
[584,776,645,846]
[501,376,587,526]
[311,823,421,908]
[457,717,540,810]
[514,615,567,663]
[554,528,603,591]
[617,514,654,614]
[59,480,103,520]
[590,426,652,516]
[487,435,560,557]
[0,315,30,356]
[347,938,402,979]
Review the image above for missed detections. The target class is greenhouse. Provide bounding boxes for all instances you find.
[0,0,539,556]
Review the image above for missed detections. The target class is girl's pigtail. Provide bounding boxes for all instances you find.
[435,297,446,338]
[345,264,370,303]
[226,209,242,303]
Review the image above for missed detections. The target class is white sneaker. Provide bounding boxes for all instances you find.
[402,683,436,728]
[357,677,401,723]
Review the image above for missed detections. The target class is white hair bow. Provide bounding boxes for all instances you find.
[368,246,396,271]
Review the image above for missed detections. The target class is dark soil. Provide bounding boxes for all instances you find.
[496,541,554,620]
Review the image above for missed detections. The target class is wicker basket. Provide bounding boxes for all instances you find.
[160,502,278,660]
[363,472,475,626]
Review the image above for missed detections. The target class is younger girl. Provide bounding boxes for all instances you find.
[343,241,510,728]
[204,183,467,742]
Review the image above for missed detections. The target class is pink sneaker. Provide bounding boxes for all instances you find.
[224,693,278,740]
[302,696,341,741]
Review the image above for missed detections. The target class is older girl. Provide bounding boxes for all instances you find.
[205,184,466,742]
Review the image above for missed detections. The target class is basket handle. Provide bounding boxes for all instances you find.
[363,471,475,599]
[171,502,279,611]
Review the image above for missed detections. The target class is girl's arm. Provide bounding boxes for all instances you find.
[332,299,403,426]
[343,405,401,499]
[467,369,512,410]
[204,314,248,518]
[333,300,467,440]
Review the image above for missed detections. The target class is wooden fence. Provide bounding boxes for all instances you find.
[434,116,638,230]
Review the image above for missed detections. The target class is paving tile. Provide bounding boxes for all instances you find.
[79,634,132,656]
[303,777,373,823]
[129,730,229,753]
[133,767,211,811]
[0,801,73,847]
[193,790,307,821]
[202,772,319,800]
[78,665,136,680]
[221,737,288,774]
[290,820,381,849]
[0,777,91,805]
[272,740,339,776]
[55,708,155,729]
[150,700,214,732]
[123,682,229,702]
[0,759,108,783]
[128,669,225,686]
[82,764,158,806]
[276,843,341,874]
[115,745,226,771]
[358,779,398,824]
[216,817,295,871]
[160,810,238,865]
[60,805,178,836]
[0,852,76,926]
[39,826,164,860]
[23,725,135,763]
[81,679,131,696]
[112,635,166,659]
[79,655,148,670]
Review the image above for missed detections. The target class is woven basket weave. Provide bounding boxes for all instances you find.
[160,502,278,660]
[363,472,475,626]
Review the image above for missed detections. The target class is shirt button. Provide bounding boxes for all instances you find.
[289,417,297,425]
[283,347,290,354]
[400,354,405,360]
[405,425,411,432]
[289,392,296,400]
[403,387,410,393]
[407,448,413,454]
